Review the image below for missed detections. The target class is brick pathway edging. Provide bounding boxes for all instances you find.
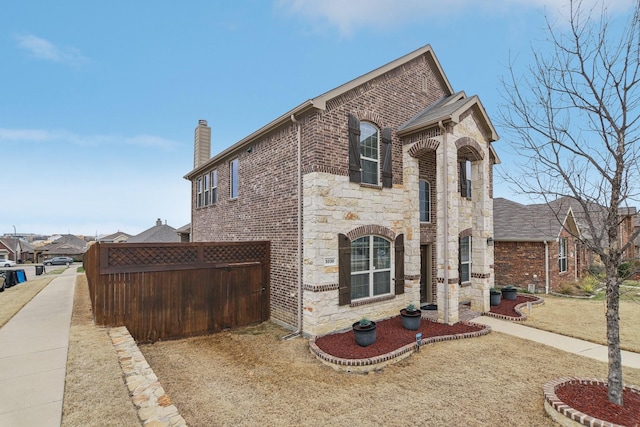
[109,327,188,427]
[309,320,492,373]
[483,294,545,322]
[543,377,640,427]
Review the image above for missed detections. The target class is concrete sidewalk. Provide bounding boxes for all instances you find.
[474,316,640,369]
[0,267,77,427]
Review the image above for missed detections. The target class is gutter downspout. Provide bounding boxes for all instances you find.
[544,241,550,294]
[438,120,449,323]
[284,114,303,340]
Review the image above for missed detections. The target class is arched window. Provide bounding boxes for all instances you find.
[359,122,379,185]
[419,179,431,222]
[350,235,391,300]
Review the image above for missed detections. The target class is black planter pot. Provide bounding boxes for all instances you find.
[501,287,518,301]
[490,290,501,306]
[352,321,377,347]
[400,309,422,330]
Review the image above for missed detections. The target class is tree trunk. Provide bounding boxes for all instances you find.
[605,267,623,406]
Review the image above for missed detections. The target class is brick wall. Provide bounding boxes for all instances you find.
[494,241,546,291]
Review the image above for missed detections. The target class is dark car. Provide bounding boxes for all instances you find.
[44,257,74,266]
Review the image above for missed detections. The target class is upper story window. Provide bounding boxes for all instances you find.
[211,170,218,204]
[347,114,393,188]
[230,158,239,199]
[460,160,472,199]
[419,179,431,222]
[196,177,203,208]
[558,237,568,273]
[360,122,379,185]
[350,235,392,300]
[203,173,210,206]
[459,235,471,283]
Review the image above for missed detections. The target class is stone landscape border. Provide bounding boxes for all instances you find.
[543,377,640,427]
[309,321,491,373]
[109,327,188,427]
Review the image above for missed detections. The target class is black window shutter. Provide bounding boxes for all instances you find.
[348,114,361,183]
[338,233,351,305]
[381,127,392,188]
[460,162,468,197]
[394,234,405,295]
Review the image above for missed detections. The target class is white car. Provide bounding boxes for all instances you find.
[1,259,16,267]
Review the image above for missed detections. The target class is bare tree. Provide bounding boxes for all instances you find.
[499,0,640,405]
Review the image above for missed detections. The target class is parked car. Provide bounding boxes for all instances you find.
[1,259,16,267]
[44,257,74,266]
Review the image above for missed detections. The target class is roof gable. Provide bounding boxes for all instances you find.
[185,44,454,179]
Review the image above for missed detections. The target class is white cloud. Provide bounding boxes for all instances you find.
[276,0,637,36]
[0,128,177,150]
[14,33,88,65]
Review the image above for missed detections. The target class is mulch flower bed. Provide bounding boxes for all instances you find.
[552,380,640,426]
[314,315,484,359]
[489,294,538,318]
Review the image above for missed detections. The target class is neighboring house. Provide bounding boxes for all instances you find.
[35,234,88,262]
[175,224,191,242]
[0,237,34,263]
[126,219,180,243]
[184,44,499,336]
[97,231,133,243]
[493,196,637,292]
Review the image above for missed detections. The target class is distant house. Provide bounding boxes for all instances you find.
[36,234,88,263]
[97,231,133,243]
[127,219,180,243]
[0,237,34,263]
[493,197,637,292]
[175,224,191,242]
[184,44,499,336]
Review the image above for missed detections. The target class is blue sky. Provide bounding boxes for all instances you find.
[1,0,635,237]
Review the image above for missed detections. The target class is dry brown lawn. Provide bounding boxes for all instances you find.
[0,274,55,328]
[524,294,640,353]
[61,274,140,426]
[21,275,635,427]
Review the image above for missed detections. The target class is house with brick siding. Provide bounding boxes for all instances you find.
[494,197,637,292]
[184,44,499,336]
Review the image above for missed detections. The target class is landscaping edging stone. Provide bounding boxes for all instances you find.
[484,294,545,321]
[309,321,492,373]
[109,327,188,427]
[542,377,640,427]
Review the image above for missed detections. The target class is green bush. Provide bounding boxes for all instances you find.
[618,262,632,279]
[579,274,599,294]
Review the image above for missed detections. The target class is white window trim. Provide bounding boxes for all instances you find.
[203,173,210,206]
[419,179,431,223]
[360,122,380,186]
[196,177,203,208]
[350,235,393,301]
[559,237,568,273]
[211,170,218,204]
[460,236,472,283]
[230,158,239,199]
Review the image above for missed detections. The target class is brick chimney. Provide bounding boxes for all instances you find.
[194,119,211,168]
[156,218,162,226]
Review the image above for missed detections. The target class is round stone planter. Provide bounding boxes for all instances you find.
[400,309,422,330]
[352,321,377,347]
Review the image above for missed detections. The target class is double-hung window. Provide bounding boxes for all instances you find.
[230,158,239,199]
[419,179,431,222]
[460,160,472,199]
[211,170,218,204]
[360,123,379,185]
[203,173,210,206]
[459,236,471,283]
[350,236,391,300]
[558,238,567,273]
[196,177,203,208]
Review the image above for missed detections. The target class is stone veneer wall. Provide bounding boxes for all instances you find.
[302,161,421,337]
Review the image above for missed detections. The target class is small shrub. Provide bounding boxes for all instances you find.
[618,262,632,279]
[555,281,580,295]
[578,274,599,294]
[358,318,372,327]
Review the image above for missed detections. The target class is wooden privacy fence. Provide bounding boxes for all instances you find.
[84,241,270,342]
